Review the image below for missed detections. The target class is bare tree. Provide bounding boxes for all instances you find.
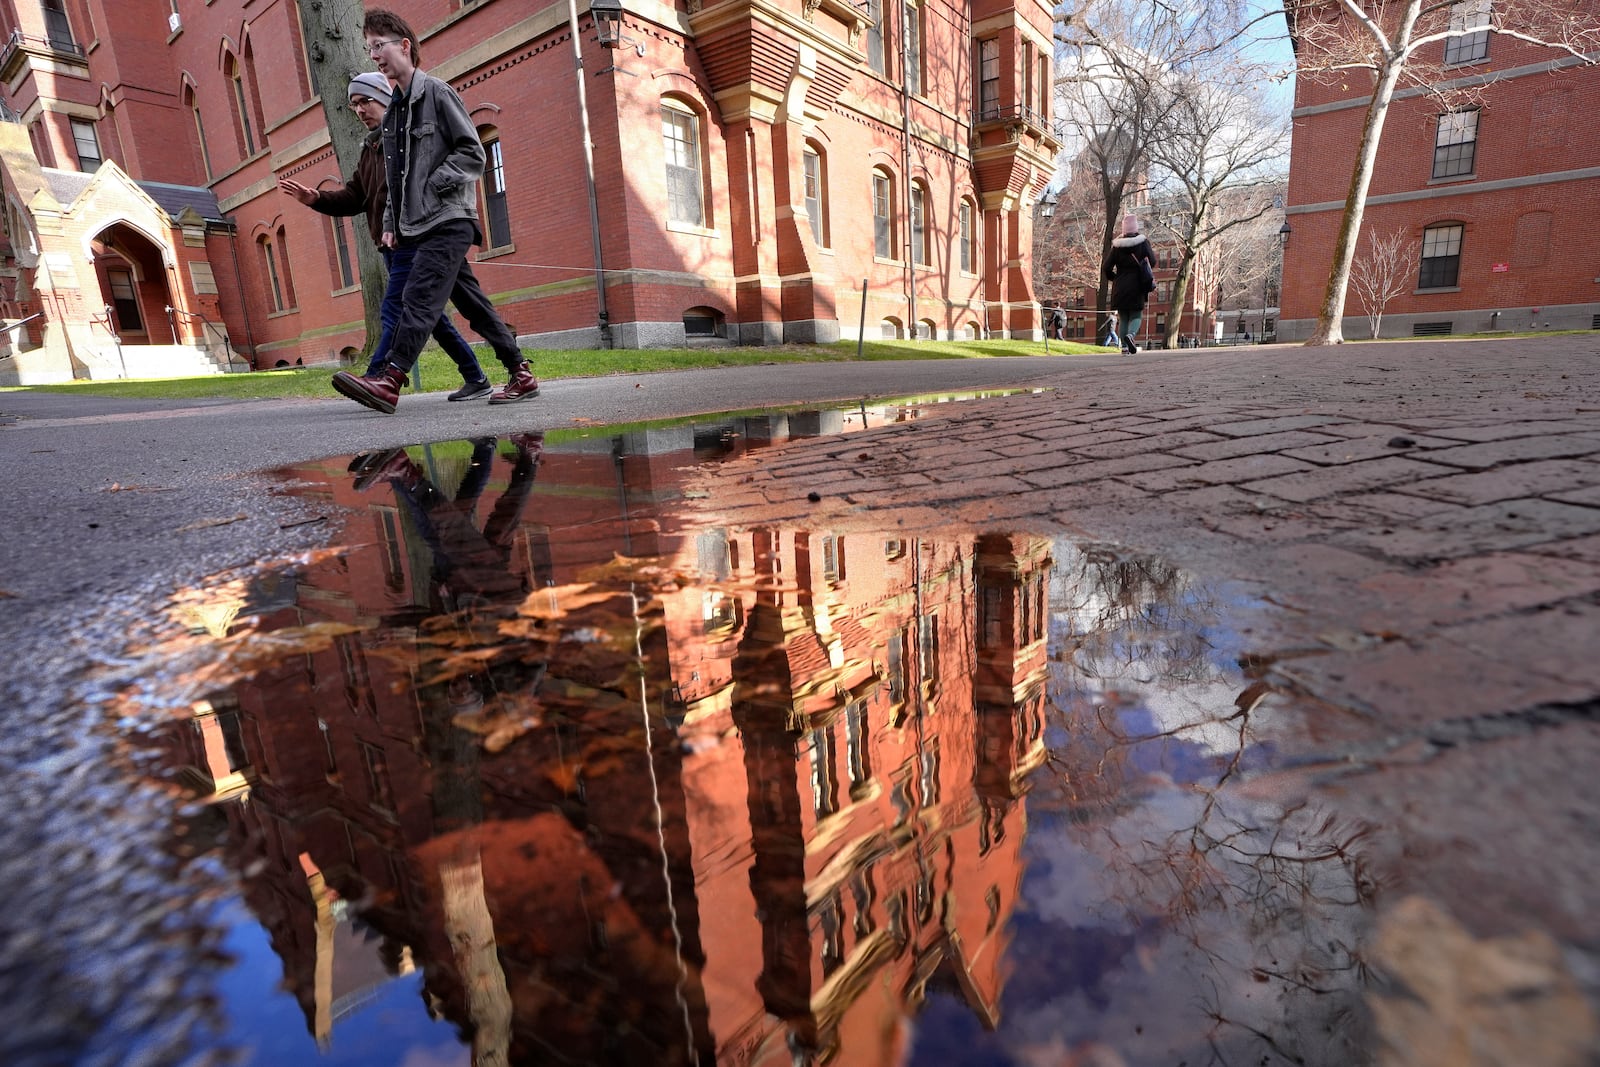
[297,0,384,357]
[1348,227,1416,339]
[1145,74,1288,348]
[1290,0,1600,345]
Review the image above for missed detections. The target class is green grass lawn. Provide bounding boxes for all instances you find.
[1,338,1105,400]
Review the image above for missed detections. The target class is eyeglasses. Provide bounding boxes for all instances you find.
[365,38,402,56]
[349,97,377,110]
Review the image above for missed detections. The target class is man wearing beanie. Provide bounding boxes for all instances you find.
[278,72,493,400]
[330,8,536,414]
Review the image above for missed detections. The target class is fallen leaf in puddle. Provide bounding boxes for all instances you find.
[178,514,248,532]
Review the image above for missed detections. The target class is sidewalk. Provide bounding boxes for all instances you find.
[696,333,1600,1057]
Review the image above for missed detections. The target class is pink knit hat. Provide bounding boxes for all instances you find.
[1122,213,1139,235]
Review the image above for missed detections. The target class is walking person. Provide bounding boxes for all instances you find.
[331,9,538,415]
[1103,213,1155,355]
[279,73,493,401]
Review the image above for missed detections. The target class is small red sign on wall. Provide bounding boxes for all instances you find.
[1491,263,1510,272]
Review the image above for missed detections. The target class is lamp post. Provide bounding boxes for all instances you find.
[1269,219,1291,342]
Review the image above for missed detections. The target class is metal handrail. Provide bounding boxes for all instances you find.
[166,305,244,372]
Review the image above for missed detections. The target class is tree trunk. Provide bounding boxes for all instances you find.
[297,0,384,359]
[1306,2,1419,346]
[1164,261,1194,349]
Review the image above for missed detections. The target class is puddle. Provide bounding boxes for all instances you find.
[106,401,1380,1065]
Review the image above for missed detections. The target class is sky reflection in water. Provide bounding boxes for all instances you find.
[143,406,1374,1066]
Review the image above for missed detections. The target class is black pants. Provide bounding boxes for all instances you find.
[386,219,521,375]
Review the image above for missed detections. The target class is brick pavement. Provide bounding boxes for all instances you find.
[690,335,1600,1043]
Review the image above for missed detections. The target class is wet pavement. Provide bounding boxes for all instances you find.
[4,336,1600,1066]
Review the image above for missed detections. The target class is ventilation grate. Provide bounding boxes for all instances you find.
[1591,313,1600,330]
[1413,321,1454,337]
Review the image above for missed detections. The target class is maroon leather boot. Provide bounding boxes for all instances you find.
[331,364,407,414]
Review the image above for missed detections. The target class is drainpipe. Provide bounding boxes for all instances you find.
[568,0,613,348]
[219,218,258,367]
[899,0,915,340]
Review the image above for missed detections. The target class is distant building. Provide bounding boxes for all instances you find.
[1281,3,1600,340]
[0,0,1059,383]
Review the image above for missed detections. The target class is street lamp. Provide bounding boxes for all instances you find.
[1266,219,1291,342]
[591,0,625,46]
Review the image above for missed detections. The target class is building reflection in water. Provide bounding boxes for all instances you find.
[154,410,1373,1066]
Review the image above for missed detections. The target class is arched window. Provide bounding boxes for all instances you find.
[329,215,355,289]
[275,225,297,310]
[802,141,828,247]
[228,55,256,157]
[184,82,211,180]
[683,305,724,338]
[960,199,972,275]
[259,234,284,311]
[880,316,903,339]
[909,181,928,266]
[917,318,935,340]
[872,167,895,258]
[661,98,706,227]
[479,127,511,248]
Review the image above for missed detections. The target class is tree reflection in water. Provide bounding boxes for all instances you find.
[118,427,1380,1067]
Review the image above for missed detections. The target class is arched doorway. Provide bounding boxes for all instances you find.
[90,223,176,345]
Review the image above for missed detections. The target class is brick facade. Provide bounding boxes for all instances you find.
[1283,5,1600,340]
[0,0,1059,380]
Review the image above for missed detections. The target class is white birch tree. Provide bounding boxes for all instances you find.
[1349,227,1416,338]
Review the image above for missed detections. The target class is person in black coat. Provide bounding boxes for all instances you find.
[1103,213,1156,354]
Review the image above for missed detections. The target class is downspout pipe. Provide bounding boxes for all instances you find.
[568,0,613,348]
[899,2,915,340]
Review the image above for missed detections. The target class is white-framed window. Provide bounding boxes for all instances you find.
[480,129,511,248]
[1444,0,1490,65]
[107,268,142,331]
[903,1,921,95]
[872,169,894,258]
[1419,223,1464,289]
[661,99,705,226]
[803,143,828,246]
[1432,109,1478,179]
[909,182,927,265]
[958,199,974,273]
[866,0,885,73]
[69,118,101,172]
[977,38,999,119]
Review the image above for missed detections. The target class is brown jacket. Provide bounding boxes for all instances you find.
[308,131,385,246]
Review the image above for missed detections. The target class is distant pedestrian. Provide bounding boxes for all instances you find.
[1103,214,1155,355]
[279,72,492,401]
[331,9,537,415]
[1049,308,1066,340]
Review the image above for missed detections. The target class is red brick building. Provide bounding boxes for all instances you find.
[0,0,1058,383]
[1281,4,1600,341]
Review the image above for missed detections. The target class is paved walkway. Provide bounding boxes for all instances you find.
[695,334,1600,1060]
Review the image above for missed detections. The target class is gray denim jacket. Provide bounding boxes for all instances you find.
[380,69,485,240]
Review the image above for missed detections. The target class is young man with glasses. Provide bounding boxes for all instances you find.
[331,9,538,414]
[279,72,493,401]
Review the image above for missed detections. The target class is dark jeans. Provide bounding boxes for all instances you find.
[365,246,488,384]
[384,220,521,377]
[391,437,547,603]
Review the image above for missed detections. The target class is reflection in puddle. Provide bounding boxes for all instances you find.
[131,407,1375,1065]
